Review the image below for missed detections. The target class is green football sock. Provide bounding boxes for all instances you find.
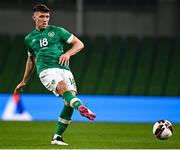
[60,105,74,120]
[73,101,82,110]
[56,105,74,136]
[63,91,83,110]
[56,122,68,136]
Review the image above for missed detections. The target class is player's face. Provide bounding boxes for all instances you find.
[33,11,50,30]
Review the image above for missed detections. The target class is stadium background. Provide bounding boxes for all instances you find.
[0,0,180,96]
[0,0,180,148]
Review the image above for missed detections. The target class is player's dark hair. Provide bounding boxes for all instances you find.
[33,4,50,13]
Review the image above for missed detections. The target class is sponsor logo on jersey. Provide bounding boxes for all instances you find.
[48,31,55,37]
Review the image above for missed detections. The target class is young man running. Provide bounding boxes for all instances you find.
[14,4,96,146]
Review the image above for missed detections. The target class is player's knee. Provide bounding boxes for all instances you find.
[56,80,68,95]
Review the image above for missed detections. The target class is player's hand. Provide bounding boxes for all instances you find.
[59,53,70,66]
[14,81,26,94]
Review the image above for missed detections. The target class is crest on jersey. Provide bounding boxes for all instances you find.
[51,79,55,85]
[48,31,55,37]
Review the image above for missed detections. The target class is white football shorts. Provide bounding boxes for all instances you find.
[39,68,77,96]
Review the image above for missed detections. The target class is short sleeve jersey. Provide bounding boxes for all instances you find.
[24,25,73,75]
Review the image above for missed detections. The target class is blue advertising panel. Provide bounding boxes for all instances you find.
[0,94,179,123]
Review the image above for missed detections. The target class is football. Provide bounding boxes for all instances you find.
[153,120,173,140]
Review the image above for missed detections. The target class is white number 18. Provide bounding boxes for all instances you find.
[40,38,48,47]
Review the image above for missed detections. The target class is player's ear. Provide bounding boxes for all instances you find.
[32,14,36,21]
[32,16,35,21]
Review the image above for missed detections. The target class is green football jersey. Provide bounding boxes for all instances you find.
[24,25,73,75]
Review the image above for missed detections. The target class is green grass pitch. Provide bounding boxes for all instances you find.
[0,121,180,149]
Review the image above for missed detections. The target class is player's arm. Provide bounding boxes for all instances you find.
[14,55,35,94]
[59,35,84,66]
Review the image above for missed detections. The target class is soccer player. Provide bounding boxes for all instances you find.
[14,4,96,146]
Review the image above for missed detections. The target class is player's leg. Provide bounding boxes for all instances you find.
[51,104,73,145]
[61,89,96,120]
[56,70,96,120]
[56,81,82,110]
[39,68,95,145]
[39,69,73,145]
[39,68,95,119]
